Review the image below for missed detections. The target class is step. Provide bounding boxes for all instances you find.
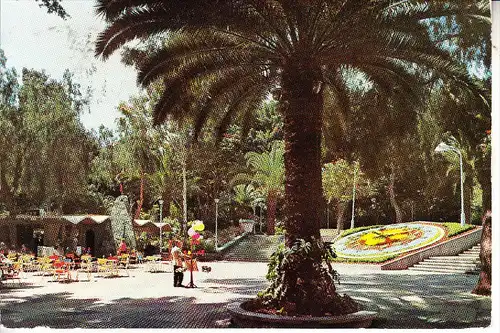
[421,258,479,265]
[424,260,480,267]
[416,262,478,270]
[426,256,480,262]
[458,253,480,258]
[408,267,468,274]
[462,251,480,256]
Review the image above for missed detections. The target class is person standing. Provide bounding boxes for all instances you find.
[171,240,184,287]
[117,239,127,255]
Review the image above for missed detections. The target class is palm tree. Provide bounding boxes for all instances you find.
[96,0,489,316]
[234,142,285,234]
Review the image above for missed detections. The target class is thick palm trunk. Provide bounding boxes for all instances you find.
[269,61,358,316]
[388,164,402,224]
[266,191,277,234]
[281,64,323,247]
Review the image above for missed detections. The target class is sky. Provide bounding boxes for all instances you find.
[0,0,141,131]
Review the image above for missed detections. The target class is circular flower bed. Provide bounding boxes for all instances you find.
[332,223,446,260]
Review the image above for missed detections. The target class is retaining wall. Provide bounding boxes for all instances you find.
[380,227,483,270]
[197,231,251,262]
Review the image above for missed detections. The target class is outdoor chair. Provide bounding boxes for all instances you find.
[1,262,23,286]
[9,259,27,279]
[96,258,119,278]
[35,256,53,276]
[51,261,72,282]
[16,255,37,273]
[118,254,130,276]
[76,256,94,281]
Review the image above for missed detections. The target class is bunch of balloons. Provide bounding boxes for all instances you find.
[188,220,205,246]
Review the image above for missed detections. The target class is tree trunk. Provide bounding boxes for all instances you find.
[182,159,187,236]
[388,164,402,224]
[472,211,491,296]
[268,60,358,316]
[134,169,145,220]
[266,191,277,234]
[473,151,491,295]
[336,201,347,233]
[281,64,323,246]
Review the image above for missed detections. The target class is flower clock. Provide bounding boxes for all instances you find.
[333,223,446,260]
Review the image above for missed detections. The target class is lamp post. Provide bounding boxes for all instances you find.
[326,202,330,229]
[350,165,358,229]
[435,142,466,226]
[214,198,219,250]
[259,203,264,233]
[158,199,164,253]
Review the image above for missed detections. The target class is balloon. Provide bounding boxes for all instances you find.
[192,233,200,240]
[188,227,195,236]
[193,221,205,231]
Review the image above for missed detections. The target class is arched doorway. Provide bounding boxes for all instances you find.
[85,230,95,256]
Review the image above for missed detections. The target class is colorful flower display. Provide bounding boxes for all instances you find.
[332,222,446,260]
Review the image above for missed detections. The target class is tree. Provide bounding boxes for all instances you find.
[29,0,69,19]
[322,160,374,232]
[232,183,262,218]
[0,55,95,214]
[96,0,489,316]
[234,142,284,234]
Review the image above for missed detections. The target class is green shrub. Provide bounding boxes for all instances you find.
[200,239,216,253]
[440,222,475,237]
[275,220,286,235]
[331,253,398,263]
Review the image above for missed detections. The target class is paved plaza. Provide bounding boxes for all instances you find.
[0,261,491,329]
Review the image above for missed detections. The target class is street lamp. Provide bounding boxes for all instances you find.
[350,165,358,229]
[435,142,466,226]
[258,202,265,233]
[158,199,164,253]
[326,202,330,229]
[214,198,219,250]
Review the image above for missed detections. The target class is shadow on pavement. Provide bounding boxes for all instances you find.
[336,273,491,328]
[0,273,491,329]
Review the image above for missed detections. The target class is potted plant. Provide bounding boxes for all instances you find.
[239,219,255,233]
[227,239,376,327]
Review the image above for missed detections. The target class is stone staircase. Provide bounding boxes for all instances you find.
[408,244,481,274]
[222,234,284,262]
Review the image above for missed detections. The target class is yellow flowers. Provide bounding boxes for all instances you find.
[359,228,410,246]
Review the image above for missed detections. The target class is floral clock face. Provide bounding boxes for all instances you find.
[332,223,446,259]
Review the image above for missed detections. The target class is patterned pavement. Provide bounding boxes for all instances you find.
[0,261,492,329]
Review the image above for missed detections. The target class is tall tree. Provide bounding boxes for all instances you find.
[234,141,285,234]
[322,160,374,232]
[0,56,95,214]
[96,0,489,315]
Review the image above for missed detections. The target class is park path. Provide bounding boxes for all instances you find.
[0,261,491,329]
